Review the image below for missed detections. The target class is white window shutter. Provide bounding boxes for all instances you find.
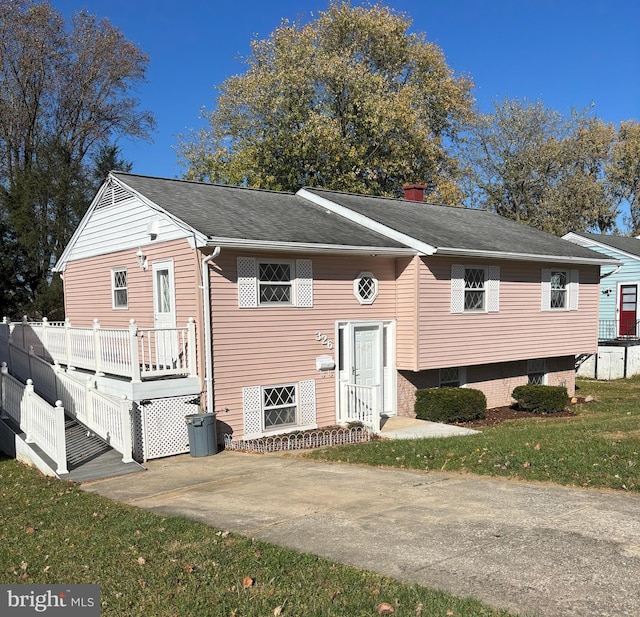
[299,380,316,426]
[242,386,262,436]
[451,264,465,313]
[569,269,579,311]
[296,259,313,307]
[541,269,551,311]
[488,266,500,312]
[237,257,257,308]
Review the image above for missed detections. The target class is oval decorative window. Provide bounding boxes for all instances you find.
[354,271,378,305]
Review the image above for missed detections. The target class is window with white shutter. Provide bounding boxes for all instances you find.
[451,265,499,313]
[237,257,313,308]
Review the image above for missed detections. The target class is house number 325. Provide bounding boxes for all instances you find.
[315,331,333,350]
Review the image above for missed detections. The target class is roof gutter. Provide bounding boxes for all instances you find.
[201,246,221,414]
[601,265,623,279]
[434,246,621,266]
[205,237,416,256]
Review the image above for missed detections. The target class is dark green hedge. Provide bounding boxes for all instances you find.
[511,385,569,413]
[414,387,486,423]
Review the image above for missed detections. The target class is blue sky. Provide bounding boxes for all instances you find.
[53,0,640,179]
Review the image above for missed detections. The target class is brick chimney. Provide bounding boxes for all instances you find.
[402,183,426,202]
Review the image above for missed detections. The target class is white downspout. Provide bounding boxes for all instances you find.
[202,247,221,413]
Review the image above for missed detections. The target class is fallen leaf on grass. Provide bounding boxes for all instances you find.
[137,557,146,565]
[242,576,254,588]
[377,602,394,615]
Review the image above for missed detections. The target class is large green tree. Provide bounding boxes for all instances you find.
[0,0,154,319]
[177,1,474,202]
[608,120,640,233]
[459,97,619,235]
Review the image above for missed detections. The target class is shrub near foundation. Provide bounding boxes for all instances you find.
[415,387,487,423]
[512,385,569,413]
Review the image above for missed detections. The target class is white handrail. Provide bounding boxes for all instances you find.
[0,368,68,475]
[4,317,197,381]
[341,383,381,432]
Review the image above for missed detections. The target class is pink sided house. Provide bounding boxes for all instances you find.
[51,172,616,454]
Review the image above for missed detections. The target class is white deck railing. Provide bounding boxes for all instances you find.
[2,317,197,382]
[0,365,67,474]
[341,383,381,432]
[0,353,134,466]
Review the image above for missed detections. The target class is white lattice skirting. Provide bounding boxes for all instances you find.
[224,426,372,453]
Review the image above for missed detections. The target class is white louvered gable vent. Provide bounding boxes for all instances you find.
[95,179,135,210]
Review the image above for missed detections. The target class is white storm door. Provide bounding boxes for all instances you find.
[152,260,177,367]
[353,324,381,387]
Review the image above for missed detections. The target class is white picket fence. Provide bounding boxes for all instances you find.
[341,383,382,432]
[3,316,197,381]
[0,365,67,474]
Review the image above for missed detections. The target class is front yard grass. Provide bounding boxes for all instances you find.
[307,378,640,492]
[0,457,512,617]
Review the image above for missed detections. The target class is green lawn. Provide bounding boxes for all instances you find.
[0,456,512,617]
[308,378,640,491]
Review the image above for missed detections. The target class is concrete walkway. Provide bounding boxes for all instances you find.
[83,451,640,617]
[379,415,479,439]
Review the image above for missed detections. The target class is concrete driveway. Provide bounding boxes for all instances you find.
[82,451,640,617]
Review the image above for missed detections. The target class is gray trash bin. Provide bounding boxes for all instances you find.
[185,412,217,457]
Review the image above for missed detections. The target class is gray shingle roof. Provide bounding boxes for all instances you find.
[114,173,409,250]
[113,173,613,263]
[305,188,608,261]
[576,232,640,258]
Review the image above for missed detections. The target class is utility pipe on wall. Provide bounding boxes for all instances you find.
[201,246,221,414]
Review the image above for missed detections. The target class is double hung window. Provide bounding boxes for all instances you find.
[542,269,578,311]
[451,265,499,313]
[237,257,313,308]
[263,384,297,429]
[464,268,486,311]
[259,262,292,305]
[112,268,128,309]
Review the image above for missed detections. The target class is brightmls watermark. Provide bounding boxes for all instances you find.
[1,585,100,616]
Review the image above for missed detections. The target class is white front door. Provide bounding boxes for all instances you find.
[152,260,177,367]
[337,321,393,424]
[354,324,380,387]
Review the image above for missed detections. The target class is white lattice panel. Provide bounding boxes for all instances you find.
[296,259,313,307]
[450,264,465,313]
[237,257,258,308]
[488,266,500,312]
[140,395,201,461]
[299,380,316,426]
[243,386,262,436]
